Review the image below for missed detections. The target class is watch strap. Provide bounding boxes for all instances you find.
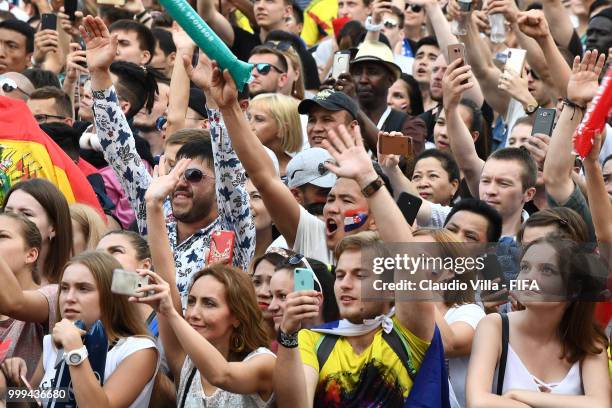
[65,345,88,366]
[361,176,384,198]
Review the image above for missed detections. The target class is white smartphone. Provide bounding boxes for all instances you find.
[332,52,351,80]
[111,269,149,298]
[504,48,527,77]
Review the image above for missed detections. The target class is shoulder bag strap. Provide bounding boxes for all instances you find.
[179,367,198,408]
[496,313,509,395]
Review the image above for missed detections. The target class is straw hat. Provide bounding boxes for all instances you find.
[350,40,402,80]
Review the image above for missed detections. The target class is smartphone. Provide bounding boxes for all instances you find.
[96,0,126,5]
[294,268,314,292]
[21,375,42,407]
[457,0,472,11]
[531,108,556,136]
[331,52,350,80]
[447,43,466,65]
[77,39,87,69]
[207,230,235,265]
[396,192,422,225]
[191,48,200,68]
[40,13,57,31]
[111,269,149,298]
[64,0,78,21]
[379,133,412,156]
[503,48,527,77]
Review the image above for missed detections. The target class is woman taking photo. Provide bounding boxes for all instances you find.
[0,213,50,376]
[466,236,610,407]
[3,178,73,285]
[1,251,159,407]
[248,93,303,178]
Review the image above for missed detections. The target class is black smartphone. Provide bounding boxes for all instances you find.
[64,0,78,21]
[531,108,556,136]
[40,13,57,31]
[396,192,422,225]
[191,48,199,68]
[77,38,87,69]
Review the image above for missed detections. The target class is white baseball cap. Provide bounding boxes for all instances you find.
[286,148,336,189]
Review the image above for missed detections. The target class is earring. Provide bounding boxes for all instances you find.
[230,331,245,353]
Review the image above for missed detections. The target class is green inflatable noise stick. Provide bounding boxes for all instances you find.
[158,0,253,91]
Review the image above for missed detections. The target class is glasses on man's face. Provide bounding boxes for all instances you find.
[405,3,423,12]
[182,168,212,183]
[34,113,66,123]
[383,19,399,29]
[253,63,285,75]
[525,68,540,81]
[0,77,30,97]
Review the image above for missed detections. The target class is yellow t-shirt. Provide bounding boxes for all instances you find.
[301,0,338,47]
[298,316,430,406]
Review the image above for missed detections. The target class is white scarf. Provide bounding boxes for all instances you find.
[311,307,395,337]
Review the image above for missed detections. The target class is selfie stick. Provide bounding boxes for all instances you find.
[158,0,253,91]
[573,65,612,158]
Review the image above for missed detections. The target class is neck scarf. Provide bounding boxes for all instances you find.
[311,307,395,337]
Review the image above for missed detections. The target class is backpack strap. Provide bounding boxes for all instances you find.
[179,367,198,408]
[382,327,417,381]
[316,335,339,370]
[496,313,509,395]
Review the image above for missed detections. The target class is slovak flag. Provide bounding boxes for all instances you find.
[344,209,368,232]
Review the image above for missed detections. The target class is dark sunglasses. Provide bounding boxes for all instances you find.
[287,253,314,271]
[253,63,285,75]
[405,3,423,12]
[525,68,540,81]
[1,78,30,97]
[182,168,211,183]
[263,41,293,52]
[383,19,399,29]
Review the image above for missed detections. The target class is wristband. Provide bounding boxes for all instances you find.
[365,16,384,32]
[277,330,299,348]
[361,176,383,198]
[562,98,586,111]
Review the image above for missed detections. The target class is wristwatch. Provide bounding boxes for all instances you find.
[65,346,88,366]
[361,176,384,198]
[364,16,384,32]
[277,330,299,348]
[523,102,538,115]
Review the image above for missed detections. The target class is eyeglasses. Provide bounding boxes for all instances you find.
[34,113,66,123]
[405,3,423,12]
[0,77,30,97]
[525,68,540,81]
[253,63,285,75]
[182,168,212,183]
[383,19,399,29]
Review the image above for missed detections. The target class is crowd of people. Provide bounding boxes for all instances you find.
[0,0,611,405]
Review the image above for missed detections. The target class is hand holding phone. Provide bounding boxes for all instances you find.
[111,269,149,298]
[531,108,556,136]
[207,230,235,265]
[379,133,412,156]
[40,13,58,31]
[331,52,350,80]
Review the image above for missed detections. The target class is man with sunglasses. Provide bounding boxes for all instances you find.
[83,16,255,304]
[248,45,290,98]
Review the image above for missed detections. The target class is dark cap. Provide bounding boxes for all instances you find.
[298,89,359,119]
[188,87,208,118]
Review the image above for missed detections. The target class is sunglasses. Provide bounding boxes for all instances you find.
[0,77,30,97]
[253,63,285,75]
[263,41,293,52]
[383,19,399,28]
[405,3,423,12]
[156,116,167,131]
[525,68,540,81]
[182,168,212,183]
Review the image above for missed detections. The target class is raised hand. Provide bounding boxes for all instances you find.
[172,23,196,52]
[130,270,176,317]
[486,0,519,24]
[58,9,84,39]
[79,15,118,72]
[279,290,321,334]
[567,50,607,107]
[65,42,88,81]
[370,0,393,24]
[516,10,551,41]
[584,130,604,164]
[322,124,377,187]
[442,57,474,111]
[334,73,357,99]
[183,51,214,93]
[208,62,240,109]
[497,68,535,107]
[33,29,60,65]
[524,133,550,171]
[145,157,191,205]
[377,131,402,173]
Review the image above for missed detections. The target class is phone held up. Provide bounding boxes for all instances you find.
[379,133,413,156]
[111,269,149,298]
[331,51,351,80]
[207,230,235,265]
[531,108,556,137]
[294,268,315,292]
[40,13,57,31]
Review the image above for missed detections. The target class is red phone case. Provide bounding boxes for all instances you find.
[207,230,235,265]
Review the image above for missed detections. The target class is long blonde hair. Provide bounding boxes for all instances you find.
[70,203,108,251]
[250,93,303,154]
[57,251,149,343]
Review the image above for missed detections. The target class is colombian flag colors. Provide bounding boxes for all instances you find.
[0,96,102,214]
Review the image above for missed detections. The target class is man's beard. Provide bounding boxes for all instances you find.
[172,196,214,224]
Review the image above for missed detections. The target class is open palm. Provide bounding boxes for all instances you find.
[323,125,374,182]
[80,16,117,71]
[567,50,606,106]
[184,52,213,92]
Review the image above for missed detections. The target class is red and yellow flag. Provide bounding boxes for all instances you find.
[0,96,103,215]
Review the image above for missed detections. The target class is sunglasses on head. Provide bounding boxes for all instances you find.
[405,3,423,12]
[252,63,285,75]
[263,41,293,52]
[0,77,30,97]
[156,116,167,131]
[383,19,399,28]
[182,168,211,183]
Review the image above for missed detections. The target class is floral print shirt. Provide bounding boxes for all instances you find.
[93,87,254,301]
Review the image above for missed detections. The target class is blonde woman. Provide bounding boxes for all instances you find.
[248,93,303,178]
[70,203,108,254]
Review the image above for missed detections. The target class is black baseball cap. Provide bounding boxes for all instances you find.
[298,89,359,119]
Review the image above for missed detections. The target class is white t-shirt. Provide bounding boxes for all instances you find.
[444,304,486,408]
[39,335,158,408]
[294,206,334,264]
